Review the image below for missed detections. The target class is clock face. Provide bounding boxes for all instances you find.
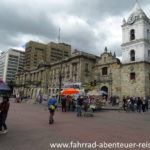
[127,14,135,24]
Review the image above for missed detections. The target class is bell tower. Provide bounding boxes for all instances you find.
[121,2,150,64]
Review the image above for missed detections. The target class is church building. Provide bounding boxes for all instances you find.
[94,3,150,98]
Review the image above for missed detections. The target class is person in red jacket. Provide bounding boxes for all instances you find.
[0,96,10,134]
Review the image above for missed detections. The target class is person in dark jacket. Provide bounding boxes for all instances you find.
[137,97,142,113]
[61,96,67,112]
[0,96,10,134]
[77,96,83,117]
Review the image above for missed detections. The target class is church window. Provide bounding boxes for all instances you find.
[130,50,135,61]
[102,67,108,75]
[130,29,135,40]
[85,63,89,72]
[130,72,135,80]
[148,50,150,58]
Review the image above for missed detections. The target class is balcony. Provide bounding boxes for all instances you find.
[25,80,41,86]
[98,74,112,83]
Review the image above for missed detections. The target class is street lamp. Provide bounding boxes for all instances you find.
[58,62,62,103]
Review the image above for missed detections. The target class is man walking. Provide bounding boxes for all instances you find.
[48,94,57,124]
[77,96,83,117]
[61,96,67,112]
[0,96,10,134]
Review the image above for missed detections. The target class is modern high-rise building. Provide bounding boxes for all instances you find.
[24,41,71,70]
[0,49,25,83]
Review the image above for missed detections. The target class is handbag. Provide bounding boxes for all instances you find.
[50,105,55,110]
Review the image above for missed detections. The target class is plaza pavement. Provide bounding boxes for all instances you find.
[0,100,150,150]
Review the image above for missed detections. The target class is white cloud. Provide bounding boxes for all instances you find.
[93,16,122,55]
[0,0,150,57]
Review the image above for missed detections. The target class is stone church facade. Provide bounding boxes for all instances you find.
[14,3,150,99]
[93,3,150,98]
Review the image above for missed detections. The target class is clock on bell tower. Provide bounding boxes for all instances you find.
[121,2,150,64]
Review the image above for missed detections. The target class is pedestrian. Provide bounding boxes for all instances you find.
[61,96,67,112]
[39,94,43,104]
[48,94,57,124]
[69,99,74,112]
[123,96,127,111]
[16,93,20,103]
[83,97,89,112]
[142,98,146,112]
[130,97,135,111]
[137,97,142,113]
[145,98,149,111]
[0,96,10,134]
[77,96,83,117]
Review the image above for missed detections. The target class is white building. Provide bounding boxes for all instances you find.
[0,49,25,83]
[121,3,150,64]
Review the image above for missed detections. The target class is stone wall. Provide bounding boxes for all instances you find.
[111,63,121,98]
[121,62,147,98]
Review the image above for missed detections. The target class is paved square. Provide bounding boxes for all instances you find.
[0,101,150,150]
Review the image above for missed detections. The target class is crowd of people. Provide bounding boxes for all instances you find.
[46,94,150,125]
[122,96,149,112]
[60,95,106,114]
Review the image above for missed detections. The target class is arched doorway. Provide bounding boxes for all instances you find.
[101,86,108,99]
[101,86,108,93]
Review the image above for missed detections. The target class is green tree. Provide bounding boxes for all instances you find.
[7,80,16,94]
[84,85,95,93]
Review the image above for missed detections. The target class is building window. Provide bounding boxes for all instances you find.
[147,29,149,39]
[130,50,135,61]
[130,29,135,40]
[102,67,108,75]
[85,63,89,72]
[148,50,150,59]
[130,72,135,80]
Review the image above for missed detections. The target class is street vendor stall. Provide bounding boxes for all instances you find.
[86,90,103,111]
[87,90,100,96]
[60,88,79,112]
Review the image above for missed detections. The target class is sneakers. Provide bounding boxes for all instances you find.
[49,119,54,124]
[0,130,8,134]
[3,130,8,134]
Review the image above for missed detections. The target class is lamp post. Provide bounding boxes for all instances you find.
[58,63,62,103]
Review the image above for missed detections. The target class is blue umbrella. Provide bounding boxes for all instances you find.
[100,90,108,95]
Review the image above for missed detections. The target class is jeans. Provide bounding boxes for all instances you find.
[0,113,8,131]
[137,105,142,113]
[77,105,82,116]
[49,110,55,124]
[70,104,73,112]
